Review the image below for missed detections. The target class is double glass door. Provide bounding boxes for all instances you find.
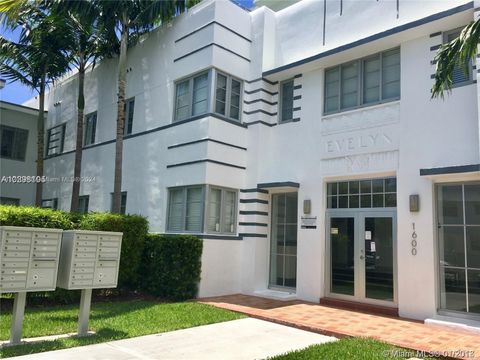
[327,211,396,305]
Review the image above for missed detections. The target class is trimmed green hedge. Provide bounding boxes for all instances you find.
[140,234,203,301]
[79,213,148,289]
[0,205,75,230]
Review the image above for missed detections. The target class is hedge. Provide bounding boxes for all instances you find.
[79,212,148,290]
[140,234,203,301]
[0,205,148,292]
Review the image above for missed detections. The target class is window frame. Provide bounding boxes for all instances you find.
[214,70,243,122]
[41,198,58,209]
[0,125,29,162]
[110,191,127,215]
[278,78,295,123]
[173,70,211,122]
[78,195,89,214]
[84,112,97,146]
[124,98,135,135]
[0,197,20,206]
[46,123,66,157]
[443,28,473,89]
[323,47,401,115]
[166,184,238,235]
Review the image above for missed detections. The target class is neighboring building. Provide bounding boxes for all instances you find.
[37,0,480,325]
[0,101,41,206]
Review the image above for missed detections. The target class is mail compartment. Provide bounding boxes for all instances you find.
[73,261,95,268]
[31,260,56,269]
[3,244,31,252]
[4,237,31,245]
[72,273,94,280]
[33,245,57,253]
[98,235,119,241]
[74,251,96,259]
[97,261,117,268]
[27,268,56,289]
[33,238,59,246]
[72,267,93,274]
[0,281,24,291]
[32,251,57,259]
[1,261,29,269]
[1,268,27,276]
[34,232,60,240]
[1,274,27,282]
[71,279,93,287]
[75,233,98,241]
[93,266,117,286]
[2,251,30,258]
[75,246,97,253]
[75,240,97,247]
[5,230,32,239]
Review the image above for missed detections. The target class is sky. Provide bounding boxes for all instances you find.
[0,0,255,106]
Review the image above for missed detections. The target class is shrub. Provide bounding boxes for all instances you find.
[79,213,149,290]
[140,234,203,301]
[0,205,75,230]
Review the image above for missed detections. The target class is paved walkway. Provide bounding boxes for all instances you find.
[199,294,480,360]
[7,318,335,360]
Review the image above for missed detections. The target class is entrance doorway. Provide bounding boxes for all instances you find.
[326,212,396,305]
[325,178,397,306]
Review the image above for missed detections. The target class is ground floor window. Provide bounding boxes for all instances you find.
[437,182,480,315]
[269,192,298,289]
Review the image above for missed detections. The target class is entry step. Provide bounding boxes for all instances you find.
[253,289,297,301]
[425,316,480,334]
[320,297,399,317]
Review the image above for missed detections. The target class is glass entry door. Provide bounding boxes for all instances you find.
[327,211,396,305]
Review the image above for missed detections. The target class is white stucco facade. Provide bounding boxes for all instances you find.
[24,0,480,322]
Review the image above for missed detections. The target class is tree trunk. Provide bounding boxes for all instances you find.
[70,55,86,212]
[112,21,128,214]
[35,76,46,207]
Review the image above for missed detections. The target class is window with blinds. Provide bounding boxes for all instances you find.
[174,72,209,122]
[324,47,400,114]
[215,72,242,121]
[167,185,237,234]
[0,125,28,161]
[84,112,97,146]
[445,29,472,86]
[280,79,294,122]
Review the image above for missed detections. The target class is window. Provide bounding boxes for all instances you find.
[279,79,294,122]
[46,124,66,157]
[0,125,28,161]
[173,70,243,123]
[167,185,237,234]
[324,47,400,114]
[327,177,397,209]
[215,72,242,121]
[110,191,127,215]
[0,197,20,206]
[84,112,97,146]
[174,72,209,122]
[444,29,472,86]
[270,192,298,289]
[437,183,480,315]
[78,195,89,214]
[207,187,237,234]
[41,198,58,209]
[124,98,135,135]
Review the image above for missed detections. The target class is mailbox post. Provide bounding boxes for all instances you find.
[0,226,63,345]
[57,230,122,336]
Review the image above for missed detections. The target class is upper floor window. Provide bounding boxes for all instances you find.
[174,71,209,122]
[124,98,135,135]
[0,125,28,161]
[84,112,97,146]
[324,47,400,114]
[167,185,237,234]
[279,79,294,123]
[444,29,472,86]
[110,191,127,215]
[46,123,66,157]
[78,195,89,214]
[174,69,243,123]
[215,72,242,121]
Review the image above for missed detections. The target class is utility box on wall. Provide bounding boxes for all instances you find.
[0,226,63,293]
[56,230,123,290]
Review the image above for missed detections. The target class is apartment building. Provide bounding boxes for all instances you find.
[28,0,480,324]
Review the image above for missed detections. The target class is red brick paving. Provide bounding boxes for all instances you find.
[199,294,480,360]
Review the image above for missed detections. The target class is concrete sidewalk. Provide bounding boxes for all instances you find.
[7,318,336,360]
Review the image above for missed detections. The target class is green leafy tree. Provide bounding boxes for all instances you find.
[0,5,71,206]
[432,19,479,98]
[96,0,195,213]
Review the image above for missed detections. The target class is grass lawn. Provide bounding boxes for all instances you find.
[0,299,244,358]
[269,337,414,360]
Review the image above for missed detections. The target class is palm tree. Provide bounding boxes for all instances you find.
[432,19,479,98]
[53,1,114,212]
[96,0,193,213]
[0,6,71,206]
